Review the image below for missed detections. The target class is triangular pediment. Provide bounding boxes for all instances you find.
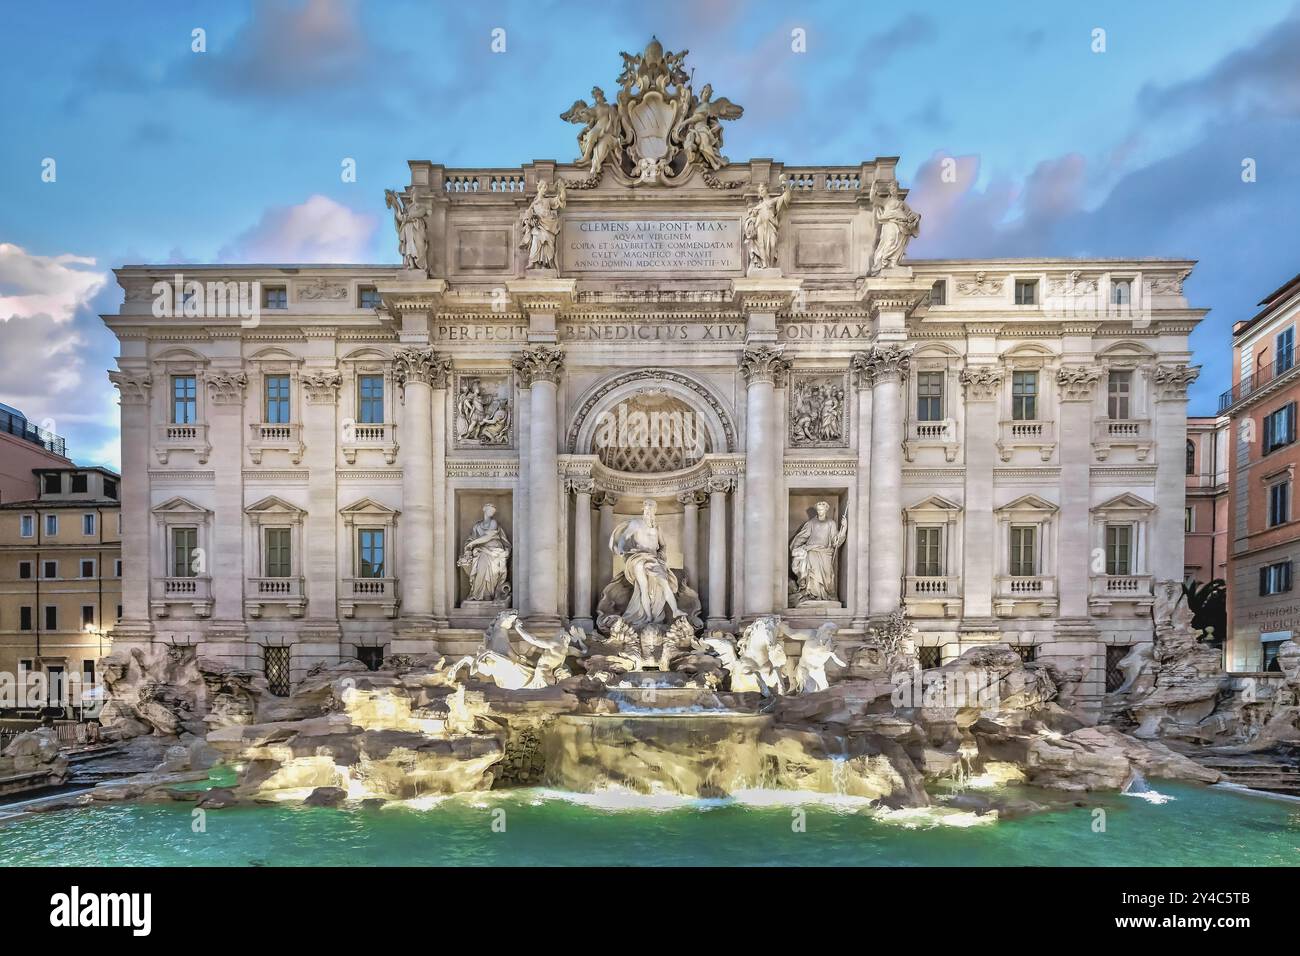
[1091,493,1155,514]
[244,495,306,516]
[995,493,1058,514]
[151,496,211,517]
[339,497,400,516]
[905,494,962,514]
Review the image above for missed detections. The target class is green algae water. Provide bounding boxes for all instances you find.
[2,783,1296,866]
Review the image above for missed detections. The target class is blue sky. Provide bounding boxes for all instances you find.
[2,0,1297,467]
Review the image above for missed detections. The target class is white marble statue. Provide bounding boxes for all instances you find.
[520,625,589,689]
[781,622,847,694]
[447,611,586,690]
[869,181,920,274]
[517,180,567,269]
[789,502,848,605]
[743,175,792,272]
[673,83,741,171]
[709,616,788,696]
[1112,643,1156,696]
[560,87,624,175]
[384,189,428,272]
[789,379,845,445]
[457,503,512,604]
[608,498,686,628]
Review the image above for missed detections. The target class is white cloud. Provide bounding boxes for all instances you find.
[0,242,106,324]
[218,194,378,263]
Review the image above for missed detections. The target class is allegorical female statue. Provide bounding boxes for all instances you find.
[517,180,567,269]
[743,174,792,272]
[789,501,848,605]
[869,181,920,274]
[384,189,428,272]
[458,503,511,604]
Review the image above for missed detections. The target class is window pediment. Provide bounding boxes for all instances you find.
[905,494,963,516]
[995,493,1058,516]
[1091,493,1155,516]
[245,495,307,519]
[151,496,211,518]
[340,497,400,518]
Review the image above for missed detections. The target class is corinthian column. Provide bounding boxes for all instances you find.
[849,355,874,626]
[1056,364,1104,620]
[866,344,910,617]
[108,370,154,640]
[1152,364,1200,580]
[958,364,1004,621]
[594,491,618,591]
[569,478,595,629]
[706,477,732,625]
[678,490,705,590]
[513,345,564,626]
[394,346,450,628]
[740,345,790,617]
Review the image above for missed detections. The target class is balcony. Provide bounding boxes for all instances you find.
[1089,574,1154,616]
[1092,418,1152,461]
[904,419,959,462]
[997,420,1055,462]
[151,575,213,619]
[340,576,399,618]
[993,575,1058,617]
[904,575,962,617]
[248,422,304,465]
[342,422,397,464]
[246,576,306,618]
[154,422,211,465]
[1219,347,1295,412]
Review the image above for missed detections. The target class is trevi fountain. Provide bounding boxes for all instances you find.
[2,40,1297,867]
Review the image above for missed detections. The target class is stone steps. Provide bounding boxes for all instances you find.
[1196,754,1300,794]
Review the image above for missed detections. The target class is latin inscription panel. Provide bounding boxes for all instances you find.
[560,216,743,274]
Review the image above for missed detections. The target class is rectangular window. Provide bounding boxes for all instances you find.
[1011,371,1038,420]
[42,560,57,579]
[358,286,382,309]
[171,527,198,577]
[18,561,32,580]
[1014,279,1038,305]
[1111,278,1132,306]
[264,646,292,697]
[20,514,34,537]
[172,375,197,424]
[1105,525,1133,575]
[116,604,123,621]
[1009,526,1037,576]
[1268,480,1291,528]
[1185,507,1194,533]
[357,375,384,424]
[1263,402,1296,453]
[104,478,118,499]
[915,527,942,576]
[44,606,57,630]
[264,527,292,578]
[264,374,291,423]
[1276,327,1295,374]
[916,372,944,422]
[80,559,95,578]
[1260,561,1293,595]
[19,607,32,631]
[929,280,946,306]
[114,559,122,577]
[1107,370,1132,419]
[70,473,88,493]
[45,514,58,536]
[43,473,61,495]
[83,513,95,535]
[358,528,385,578]
[81,605,94,627]
[263,286,288,310]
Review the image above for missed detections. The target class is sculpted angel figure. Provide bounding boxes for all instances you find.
[789,501,848,604]
[674,83,742,171]
[517,180,567,269]
[743,175,792,272]
[869,181,920,274]
[457,503,511,603]
[560,87,624,174]
[384,189,427,272]
[609,498,686,628]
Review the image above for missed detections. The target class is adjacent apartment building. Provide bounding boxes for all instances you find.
[1222,272,1300,672]
[0,402,71,503]
[0,465,121,715]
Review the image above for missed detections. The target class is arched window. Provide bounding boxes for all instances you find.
[1186,439,1196,475]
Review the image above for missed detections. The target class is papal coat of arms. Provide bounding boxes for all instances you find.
[560,37,743,186]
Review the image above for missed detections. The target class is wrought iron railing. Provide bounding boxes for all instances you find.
[0,407,67,457]
[1219,346,1295,411]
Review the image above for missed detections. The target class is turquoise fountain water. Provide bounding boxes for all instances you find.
[1,783,1296,866]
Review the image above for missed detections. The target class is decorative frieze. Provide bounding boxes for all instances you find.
[1151,363,1200,400]
[204,371,247,405]
[109,370,152,405]
[301,369,342,404]
[454,373,513,448]
[1056,364,1103,401]
[297,278,349,301]
[788,371,849,448]
[959,365,1004,401]
[956,272,1003,296]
